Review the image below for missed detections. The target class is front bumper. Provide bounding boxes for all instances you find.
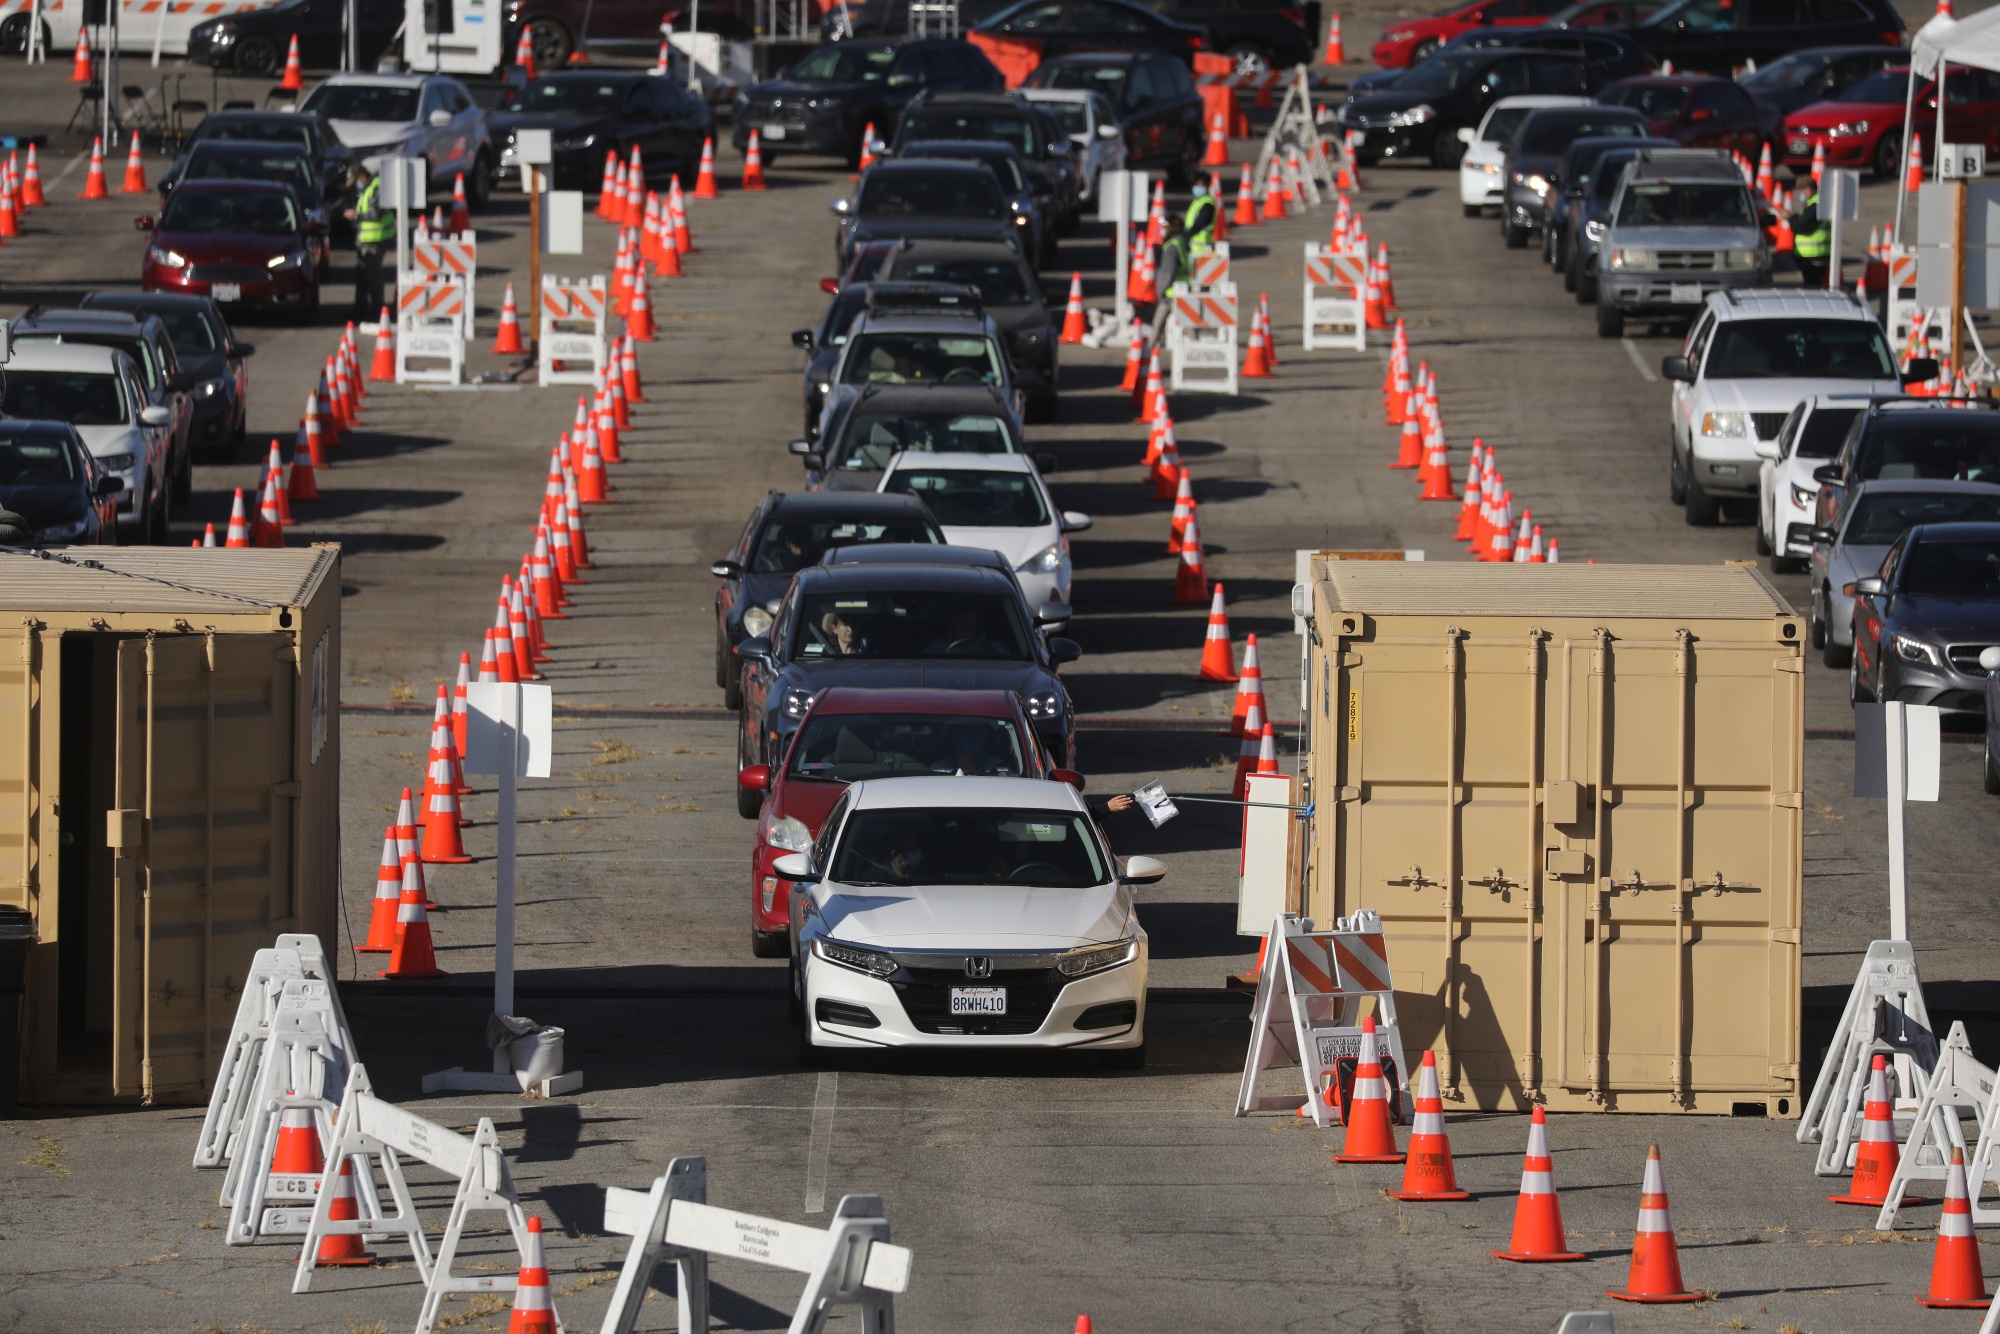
[146,263,316,311]
[733,114,849,157]
[1782,130,1874,172]
[1504,186,1553,232]
[1882,659,1987,716]
[1338,120,1437,163]
[803,943,1147,1050]
[1601,267,1766,316]
[1687,435,1762,498]
[1459,161,1502,207]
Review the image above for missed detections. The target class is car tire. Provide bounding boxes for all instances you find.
[1668,440,1688,505]
[1409,38,1439,62]
[523,16,573,68]
[1462,203,1481,218]
[787,949,804,1026]
[752,929,788,959]
[1026,389,1058,425]
[171,446,193,507]
[1849,654,1872,704]
[1430,133,1464,171]
[1576,263,1598,305]
[1595,297,1623,338]
[1755,519,1772,555]
[1872,132,1900,182]
[0,13,49,55]
[232,35,279,77]
[1540,225,1555,264]
[145,485,169,546]
[466,154,491,208]
[1808,592,1826,649]
[1501,216,1528,249]
[1824,627,1851,669]
[722,652,742,708]
[737,775,762,819]
[1684,474,1720,526]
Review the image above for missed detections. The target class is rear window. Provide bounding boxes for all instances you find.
[16,333,156,388]
[1028,63,1129,102]
[1704,319,1893,380]
[0,432,79,485]
[1793,406,1860,459]
[1480,106,1537,147]
[299,84,420,122]
[902,112,1039,155]
[1846,493,2000,544]
[1614,180,1755,226]
[184,146,317,196]
[1859,424,2000,484]
[198,119,315,150]
[752,517,940,573]
[1,370,127,425]
[1901,539,2000,599]
[890,256,1032,305]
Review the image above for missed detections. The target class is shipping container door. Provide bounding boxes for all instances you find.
[112,635,294,1102]
[0,627,33,905]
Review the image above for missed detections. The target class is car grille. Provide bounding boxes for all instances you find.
[1946,643,1998,675]
[890,965,1060,1036]
[1654,251,1718,272]
[190,264,264,283]
[1752,412,1789,441]
[750,99,811,127]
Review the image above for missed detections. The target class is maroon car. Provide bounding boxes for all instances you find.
[1597,74,1783,160]
[137,180,323,325]
[735,687,1074,957]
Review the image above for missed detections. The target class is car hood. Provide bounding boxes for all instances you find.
[178,351,230,381]
[742,571,796,612]
[326,119,418,150]
[938,524,1051,569]
[1613,224,1762,249]
[1829,541,1889,586]
[1787,100,1899,128]
[788,657,1054,694]
[1703,378,1902,412]
[159,229,301,261]
[748,77,875,102]
[986,302,1050,336]
[819,880,1131,949]
[74,424,146,457]
[490,110,612,139]
[0,485,87,527]
[1893,597,2000,643]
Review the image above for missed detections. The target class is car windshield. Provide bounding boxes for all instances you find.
[1704,320,1894,380]
[16,334,154,388]
[1030,63,1128,102]
[300,84,421,122]
[1900,539,2000,598]
[1397,54,1484,95]
[792,43,898,82]
[1859,425,2000,483]
[1480,106,1537,146]
[1793,407,1861,459]
[793,590,1032,659]
[1847,494,2000,544]
[904,112,1038,155]
[883,467,1049,526]
[151,307,223,355]
[1603,84,1689,118]
[833,411,1016,471]
[858,171,1005,219]
[185,146,316,197]
[842,333,1004,387]
[831,806,1107,887]
[1615,181,1755,226]
[0,433,79,485]
[892,257,1032,305]
[1520,116,1643,155]
[0,371,127,425]
[1740,53,1833,94]
[198,119,315,151]
[160,189,301,236]
[1036,98,1090,137]
[752,518,939,573]
[789,713,1029,780]
[1840,70,1913,103]
[506,78,633,113]
[904,146,1026,193]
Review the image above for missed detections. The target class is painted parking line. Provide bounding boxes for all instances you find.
[805,1070,838,1215]
[1623,338,1659,383]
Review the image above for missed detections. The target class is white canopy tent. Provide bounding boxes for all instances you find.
[1896,5,2000,238]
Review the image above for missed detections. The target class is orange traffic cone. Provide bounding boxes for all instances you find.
[742,130,767,190]
[224,488,251,547]
[1333,1016,1405,1163]
[279,33,304,91]
[1196,583,1237,681]
[0,174,18,240]
[693,137,719,198]
[369,308,395,379]
[360,826,402,952]
[449,173,471,234]
[22,145,45,207]
[256,471,285,546]
[1392,413,1423,470]
[596,150,618,218]
[1262,158,1285,221]
[266,440,294,524]
[201,522,218,547]
[1607,1145,1702,1303]
[628,265,656,340]
[269,1097,325,1177]
[508,1216,559,1333]
[1918,1147,1989,1308]
[1230,635,1264,736]
[1174,516,1207,605]
[1324,11,1345,62]
[1060,272,1087,343]
[78,137,108,200]
[1420,437,1456,501]
[1907,135,1925,195]
[621,332,646,402]
[1388,1051,1468,1200]
[1204,109,1228,168]
[494,282,525,354]
[1492,1107,1586,1261]
[313,1157,376,1267]
[68,27,90,83]
[1140,348,1165,424]
[514,26,537,79]
[1120,323,1145,392]
[1254,722,1279,775]
[419,693,472,864]
[290,433,319,501]
[1831,1055,1926,1205]
[1234,162,1257,227]
[1231,700,1264,799]
[379,860,447,978]
[119,130,146,193]
[1376,243,1398,311]
[856,122,878,179]
[580,428,609,503]
[1242,317,1271,378]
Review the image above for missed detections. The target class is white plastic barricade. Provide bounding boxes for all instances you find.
[223,1002,349,1243]
[397,275,468,385]
[1168,285,1238,394]
[412,231,478,332]
[1235,910,1412,1130]
[539,276,609,387]
[1303,244,1366,351]
[1798,937,1938,1176]
[601,1158,909,1334]
[1187,251,1231,289]
[1874,1022,1994,1229]
[290,1063,535,1334]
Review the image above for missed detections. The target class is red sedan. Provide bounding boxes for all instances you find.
[137,179,323,324]
[735,687,1070,958]
[1783,66,2000,179]
[1370,0,1574,69]
[1598,74,1783,157]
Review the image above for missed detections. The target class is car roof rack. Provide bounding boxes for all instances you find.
[862,282,983,317]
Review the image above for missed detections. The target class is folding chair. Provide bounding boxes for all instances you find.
[65,78,104,135]
[168,99,208,152]
[119,83,167,144]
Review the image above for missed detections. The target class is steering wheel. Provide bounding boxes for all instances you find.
[944,636,985,655]
[942,368,984,385]
[1008,861,1065,883]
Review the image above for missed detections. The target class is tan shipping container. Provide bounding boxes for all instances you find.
[1302,559,1804,1116]
[0,545,341,1106]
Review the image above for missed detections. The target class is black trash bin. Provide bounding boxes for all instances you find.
[0,905,33,1119]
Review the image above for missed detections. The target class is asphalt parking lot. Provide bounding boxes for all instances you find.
[5,19,2000,1331]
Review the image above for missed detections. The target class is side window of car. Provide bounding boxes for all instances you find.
[1806,0,1867,21]
[418,83,446,120]
[1776,405,1804,458]
[1879,537,1904,586]
[1002,1,1066,32]
[1720,84,1755,116]
[1530,56,1587,95]
[813,791,851,869]
[1685,311,1715,366]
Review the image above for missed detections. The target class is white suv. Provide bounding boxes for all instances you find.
[1663,289,1906,526]
[1757,395,1869,572]
[1457,95,1591,216]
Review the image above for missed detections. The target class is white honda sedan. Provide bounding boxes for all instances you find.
[779,775,1164,1066]
[1457,95,1591,216]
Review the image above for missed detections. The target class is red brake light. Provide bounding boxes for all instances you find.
[1279,5,1304,21]
[1190,33,1206,47]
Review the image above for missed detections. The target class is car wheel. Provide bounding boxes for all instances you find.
[0,13,47,55]
[1576,262,1598,305]
[466,154,491,207]
[1540,225,1555,264]
[1668,440,1688,505]
[722,652,742,709]
[524,16,572,68]
[1430,132,1465,170]
[1849,653,1872,704]
[752,929,788,959]
[1226,43,1271,78]
[232,35,279,77]
[1595,297,1623,338]
[1823,623,1851,669]
[1754,518,1772,555]
[787,949,804,1026]
[1409,38,1439,62]
[1808,591,1826,649]
[1501,216,1528,249]
[145,485,169,546]
[737,772,762,819]
[1872,132,1900,182]
[1684,474,1720,526]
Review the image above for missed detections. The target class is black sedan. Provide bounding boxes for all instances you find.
[1348,27,1653,96]
[973,0,1207,66]
[833,159,1024,269]
[1498,104,1650,247]
[1850,522,2000,718]
[1623,0,1903,77]
[80,292,254,462]
[713,490,947,708]
[1337,48,1594,168]
[489,71,713,192]
[871,238,1057,421]
[891,91,1080,234]
[0,420,121,547]
[173,110,352,207]
[188,0,403,75]
[1022,52,1206,182]
[732,38,1004,166]
[897,140,1050,266]
[735,561,1082,779]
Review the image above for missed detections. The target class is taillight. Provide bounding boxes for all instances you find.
[1190,33,1206,47]
[1880,30,1899,43]
[1279,5,1304,21]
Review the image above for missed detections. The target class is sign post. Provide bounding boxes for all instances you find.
[1853,699,1940,941]
[1096,170,1148,333]
[1822,167,1860,292]
[516,128,552,354]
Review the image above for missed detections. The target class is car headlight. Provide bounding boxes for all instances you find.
[1721,248,1760,271]
[1014,214,1029,226]
[1480,161,1500,175]
[1611,248,1653,270]
[1025,691,1060,719]
[267,250,305,269]
[198,380,222,398]
[1828,120,1871,138]
[206,20,237,41]
[1893,633,1942,667]
[808,95,847,112]
[1019,543,1064,575]
[781,687,815,719]
[765,814,813,853]
[96,452,137,472]
[34,517,89,543]
[1584,219,1607,243]
[148,247,187,269]
[742,605,774,638]
[1057,937,1137,978]
[1700,412,1750,439]
[1385,104,1435,128]
[1523,173,1549,198]
[1790,482,1817,509]
[813,938,897,977]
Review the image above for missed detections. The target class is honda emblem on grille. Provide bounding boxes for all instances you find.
[964,957,993,978]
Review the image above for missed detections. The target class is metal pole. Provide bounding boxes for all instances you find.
[1114,176,1130,329]
[346,0,357,70]
[527,165,542,355]
[1953,176,1968,376]
[1828,179,1842,292]
[1886,699,1909,942]
[491,681,518,1077]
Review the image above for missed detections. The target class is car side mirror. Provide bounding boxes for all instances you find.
[1047,141,1069,158]
[887,72,914,88]
[1456,127,1475,145]
[737,763,772,791]
[429,109,452,127]
[787,437,814,455]
[1097,123,1119,139]
[230,340,255,357]
[1845,575,1884,597]
[1903,357,1940,385]
[803,451,825,470]
[829,198,852,217]
[1121,855,1168,884]
[1808,525,1836,544]
[1982,646,2000,673]
[792,329,815,350]
[167,371,199,393]
[1047,636,1081,665]
[772,851,818,881]
[1035,452,1058,473]
[711,557,742,578]
[1660,354,1695,382]
[135,216,156,231]
[139,405,172,426]
[1754,438,1780,460]
[1060,510,1092,533]
[735,634,773,660]
[1812,463,1842,484]
[819,277,840,295]
[96,474,125,495]
[1049,767,1085,790]
[1036,602,1072,625]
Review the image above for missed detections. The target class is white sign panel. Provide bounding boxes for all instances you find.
[1941,143,1987,179]
[1852,702,1941,801]
[1095,169,1150,223]
[545,190,584,255]
[463,682,553,778]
